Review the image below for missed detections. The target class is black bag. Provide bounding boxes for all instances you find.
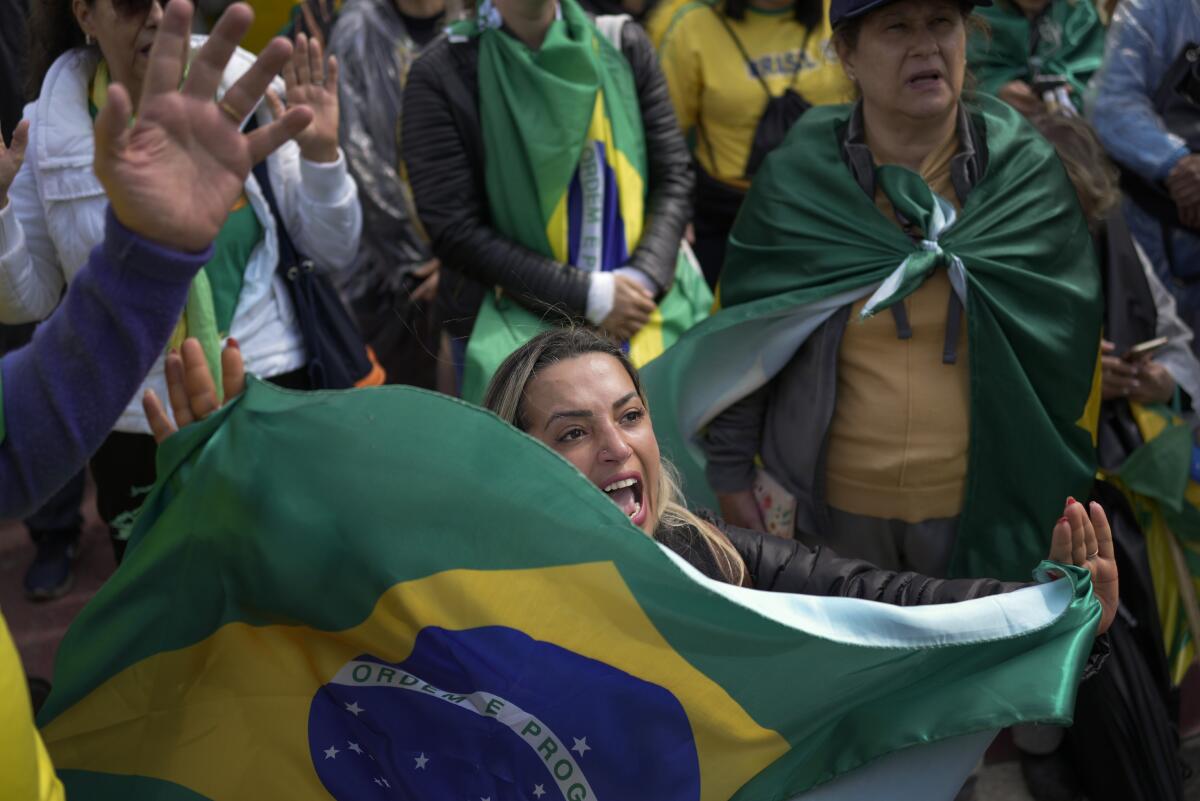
[710,7,812,178]
[1118,43,1200,234]
[745,89,812,177]
[251,159,374,390]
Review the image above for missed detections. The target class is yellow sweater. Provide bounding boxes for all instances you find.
[824,129,971,523]
[658,0,853,190]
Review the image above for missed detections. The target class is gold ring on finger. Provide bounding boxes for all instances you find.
[217,100,243,125]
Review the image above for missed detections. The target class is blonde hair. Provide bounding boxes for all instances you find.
[482,328,748,587]
[1028,112,1121,224]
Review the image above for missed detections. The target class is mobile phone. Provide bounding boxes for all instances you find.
[1123,336,1170,361]
[1032,74,1068,95]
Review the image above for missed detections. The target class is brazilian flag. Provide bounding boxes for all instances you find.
[39,380,1100,799]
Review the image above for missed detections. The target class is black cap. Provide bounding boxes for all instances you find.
[829,0,991,30]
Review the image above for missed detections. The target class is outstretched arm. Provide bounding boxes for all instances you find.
[728,499,1118,634]
[0,0,310,518]
[0,215,210,518]
[1087,0,1189,182]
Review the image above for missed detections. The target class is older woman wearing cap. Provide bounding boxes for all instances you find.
[642,0,1103,587]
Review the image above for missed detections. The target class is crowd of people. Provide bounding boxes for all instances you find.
[0,0,1197,796]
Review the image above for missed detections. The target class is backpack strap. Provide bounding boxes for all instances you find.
[789,27,816,90]
[248,152,305,277]
[242,113,305,275]
[708,4,773,98]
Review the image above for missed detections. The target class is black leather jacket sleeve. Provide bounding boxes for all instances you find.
[703,383,767,494]
[724,525,1023,604]
[401,39,591,317]
[620,22,694,296]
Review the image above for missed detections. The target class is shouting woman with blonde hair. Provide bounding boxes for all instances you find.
[479,327,1119,616]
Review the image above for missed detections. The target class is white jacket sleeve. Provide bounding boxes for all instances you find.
[0,152,67,324]
[1136,240,1200,402]
[272,137,362,274]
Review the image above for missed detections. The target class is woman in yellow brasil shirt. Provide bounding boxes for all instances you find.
[658,0,852,285]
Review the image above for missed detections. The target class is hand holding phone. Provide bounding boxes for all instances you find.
[1122,336,1169,362]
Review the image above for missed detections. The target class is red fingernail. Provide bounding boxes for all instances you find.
[1067,497,1077,506]
[227,336,240,350]
[1058,516,1068,525]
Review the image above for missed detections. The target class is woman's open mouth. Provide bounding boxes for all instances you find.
[906,70,944,91]
[602,475,647,526]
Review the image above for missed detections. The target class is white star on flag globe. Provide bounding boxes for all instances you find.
[347,742,363,755]
[571,737,591,756]
[414,753,429,769]
[323,746,339,760]
[532,785,546,798]
[344,701,364,716]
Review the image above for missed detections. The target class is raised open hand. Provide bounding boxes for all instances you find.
[295,0,338,51]
[144,337,247,444]
[1047,498,1119,635]
[0,119,30,208]
[266,32,340,164]
[94,0,314,253]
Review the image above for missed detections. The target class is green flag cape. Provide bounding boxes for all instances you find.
[452,0,711,404]
[642,95,1103,581]
[968,0,1106,100]
[38,379,1101,800]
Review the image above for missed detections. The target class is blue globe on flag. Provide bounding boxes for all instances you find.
[308,626,702,800]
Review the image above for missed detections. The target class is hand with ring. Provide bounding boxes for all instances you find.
[266,31,340,164]
[1046,497,1119,635]
[93,0,313,253]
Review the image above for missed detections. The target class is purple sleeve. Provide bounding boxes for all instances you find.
[0,209,212,519]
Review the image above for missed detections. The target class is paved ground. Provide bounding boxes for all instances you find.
[1,480,110,681]
[4,491,1200,799]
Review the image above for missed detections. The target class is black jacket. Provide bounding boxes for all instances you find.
[658,521,1018,603]
[401,21,694,335]
[0,0,27,141]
